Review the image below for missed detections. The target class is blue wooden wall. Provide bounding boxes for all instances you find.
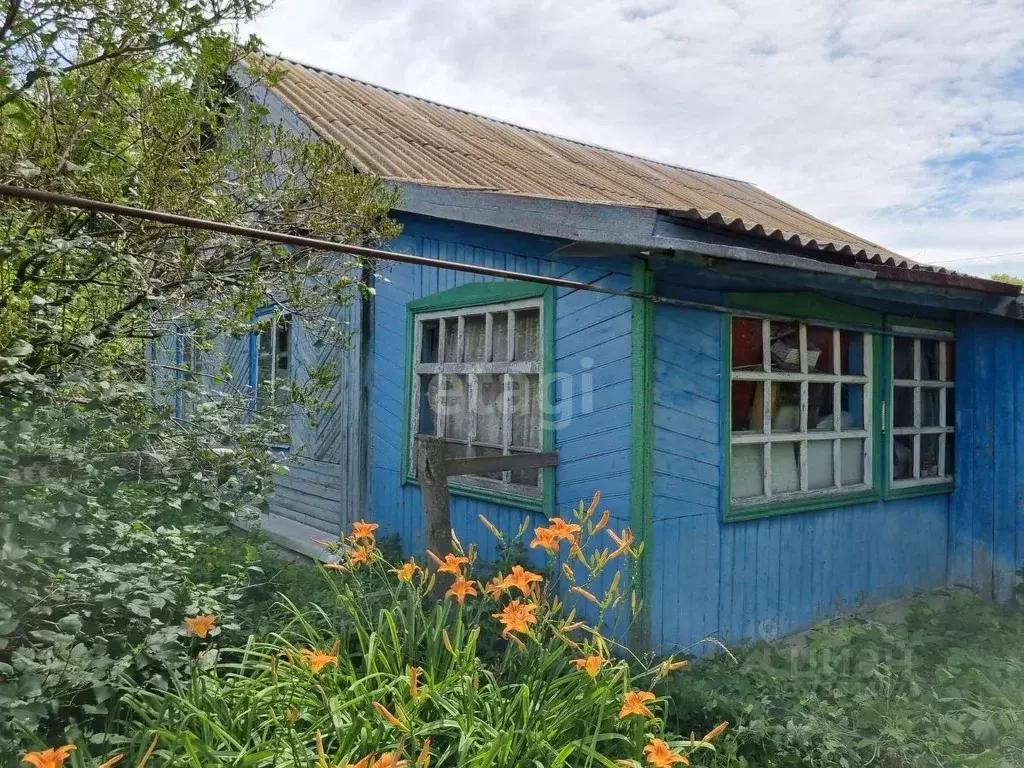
[647,294,951,654]
[369,216,634,610]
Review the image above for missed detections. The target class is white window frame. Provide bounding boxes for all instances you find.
[730,316,874,508]
[409,297,544,499]
[889,328,955,489]
[253,311,292,412]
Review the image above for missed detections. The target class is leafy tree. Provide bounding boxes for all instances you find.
[991,273,1024,287]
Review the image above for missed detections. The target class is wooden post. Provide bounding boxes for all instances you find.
[416,436,452,562]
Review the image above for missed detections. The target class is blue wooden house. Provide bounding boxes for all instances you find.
[202,54,1024,653]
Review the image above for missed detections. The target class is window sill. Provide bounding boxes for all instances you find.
[402,474,544,514]
[886,480,953,501]
[725,487,880,523]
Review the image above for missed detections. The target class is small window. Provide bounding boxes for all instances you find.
[730,316,873,507]
[253,312,292,444]
[409,299,543,498]
[176,327,202,420]
[890,332,955,487]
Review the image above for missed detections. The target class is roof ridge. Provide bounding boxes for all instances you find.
[256,51,754,187]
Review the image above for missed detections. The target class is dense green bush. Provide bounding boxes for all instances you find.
[668,593,1024,768]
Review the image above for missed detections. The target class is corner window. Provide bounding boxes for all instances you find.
[410,298,544,499]
[890,332,955,487]
[729,316,874,509]
[254,312,292,411]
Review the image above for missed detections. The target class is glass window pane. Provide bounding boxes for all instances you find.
[475,374,503,445]
[840,384,864,430]
[945,343,956,382]
[806,326,833,373]
[470,444,504,481]
[421,320,440,363]
[510,450,541,488]
[771,382,801,433]
[443,319,459,363]
[806,440,834,490]
[418,374,438,435]
[732,317,764,371]
[945,435,955,477]
[893,337,913,379]
[492,313,509,362]
[808,382,834,429]
[893,386,914,428]
[893,435,913,480]
[771,442,800,494]
[839,439,865,486]
[839,330,864,375]
[920,340,939,380]
[513,308,540,362]
[731,381,762,432]
[443,375,470,440]
[731,444,763,499]
[945,388,955,428]
[511,374,540,449]
[769,321,800,372]
[919,434,940,478]
[921,388,941,427]
[464,315,486,362]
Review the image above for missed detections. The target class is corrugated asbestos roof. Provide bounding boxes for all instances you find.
[255,54,1000,288]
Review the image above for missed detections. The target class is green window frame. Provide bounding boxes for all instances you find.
[724,294,884,522]
[885,317,956,499]
[400,281,555,515]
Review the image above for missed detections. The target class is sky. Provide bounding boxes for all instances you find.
[248,0,1024,277]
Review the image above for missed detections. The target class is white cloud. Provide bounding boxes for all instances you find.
[248,0,1024,277]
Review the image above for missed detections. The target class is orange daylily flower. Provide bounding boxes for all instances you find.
[492,599,538,637]
[351,521,379,540]
[20,746,76,768]
[429,551,470,576]
[548,517,582,541]
[373,701,407,731]
[702,721,729,742]
[502,565,543,596]
[347,543,376,566]
[445,575,478,604]
[372,753,408,768]
[408,666,421,700]
[529,526,559,552]
[572,654,606,678]
[184,614,216,638]
[592,508,611,534]
[618,690,657,719]
[391,558,421,583]
[643,738,689,767]
[415,738,431,768]
[607,527,635,558]
[341,756,373,768]
[482,574,506,599]
[300,646,339,674]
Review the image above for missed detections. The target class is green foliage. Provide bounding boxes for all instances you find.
[991,274,1024,286]
[668,593,1024,768]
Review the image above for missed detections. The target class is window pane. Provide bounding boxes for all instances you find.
[840,384,864,430]
[420,320,440,363]
[464,315,486,362]
[839,439,865,485]
[443,319,459,362]
[920,434,940,478]
[510,450,541,488]
[806,326,833,373]
[945,388,955,428]
[418,374,438,435]
[731,444,763,499]
[921,388,941,427]
[731,381,761,432]
[808,382,833,429]
[470,444,504,481]
[511,374,540,449]
[732,317,763,371]
[839,330,864,375]
[513,308,540,361]
[443,375,470,440]
[807,440,834,490]
[893,435,913,480]
[946,435,955,477]
[771,382,801,433]
[893,386,914,428]
[475,374,503,444]
[893,337,913,379]
[920,340,938,380]
[771,442,800,494]
[492,313,509,362]
[769,321,800,372]
[945,343,956,382]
